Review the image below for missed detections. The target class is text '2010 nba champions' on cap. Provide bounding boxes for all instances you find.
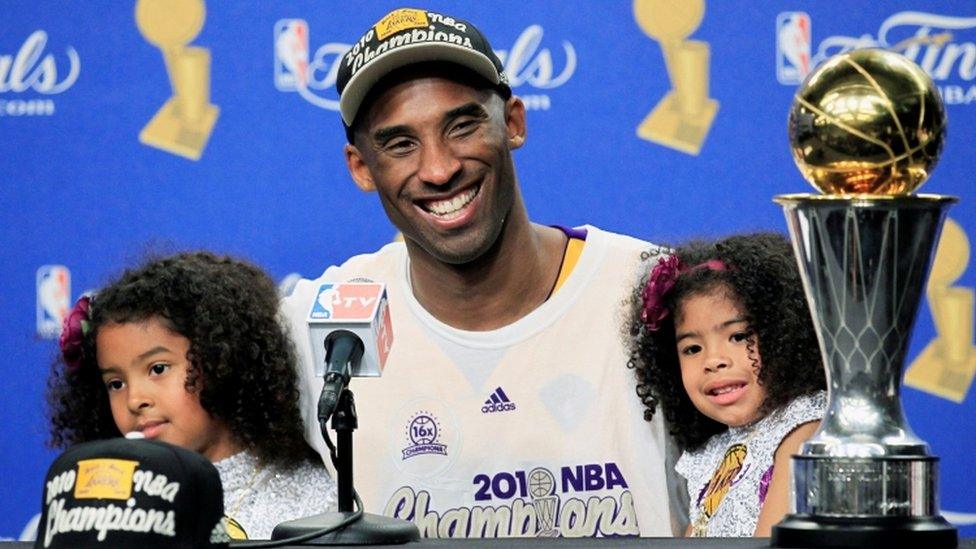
[36,438,229,548]
[336,7,511,127]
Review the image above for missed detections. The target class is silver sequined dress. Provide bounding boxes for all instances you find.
[675,391,826,537]
[214,450,337,540]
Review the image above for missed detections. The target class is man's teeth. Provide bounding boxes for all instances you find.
[425,186,478,218]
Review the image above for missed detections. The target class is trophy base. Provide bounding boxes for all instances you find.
[139,97,219,161]
[636,90,718,156]
[771,514,957,548]
[791,455,938,516]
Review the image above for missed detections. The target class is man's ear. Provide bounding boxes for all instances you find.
[345,143,376,192]
[505,96,527,149]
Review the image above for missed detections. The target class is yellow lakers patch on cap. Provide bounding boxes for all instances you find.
[375,8,429,40]
[74,458,139,500]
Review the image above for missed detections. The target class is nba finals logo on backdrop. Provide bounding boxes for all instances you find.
[633,0,719,156]
[135,0,219,161]
[775,11,976,106]
[274,17,576,113]
[0,30,79,117]
[905,218,976,403]
[36,265,70,339]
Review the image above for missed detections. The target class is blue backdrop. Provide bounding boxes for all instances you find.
[3,0,975,539]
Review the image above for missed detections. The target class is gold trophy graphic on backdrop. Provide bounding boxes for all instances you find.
[905,218,976,403]
[135,0,219,161]
[633,0,718,155]
[771,49,957,547]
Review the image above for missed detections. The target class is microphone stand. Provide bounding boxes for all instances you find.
[333,389,356,513]
[270,387,420,545]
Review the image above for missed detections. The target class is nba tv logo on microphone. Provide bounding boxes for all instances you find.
[307,282,393,377]
[310,282,382,320]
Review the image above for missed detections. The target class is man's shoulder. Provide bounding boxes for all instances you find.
[585,225,656,251]
[583,224,665,266]
[330,240,406,275]
[306,241,405,282]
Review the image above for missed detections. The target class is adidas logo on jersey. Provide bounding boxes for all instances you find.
[481,387,516,413]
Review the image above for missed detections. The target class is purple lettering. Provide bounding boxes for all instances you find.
[605,463,628,490]
[561,465,583,493]
[584,464,604,491]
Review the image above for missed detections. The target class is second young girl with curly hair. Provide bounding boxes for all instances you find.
[628,232,826,537]
[47,251,336,540]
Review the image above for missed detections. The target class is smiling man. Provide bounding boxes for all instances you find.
[281,7,684,538]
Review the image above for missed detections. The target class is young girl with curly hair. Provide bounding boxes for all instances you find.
[46,251,336,540]
[627,232,826,538]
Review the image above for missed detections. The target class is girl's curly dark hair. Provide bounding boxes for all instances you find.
[627,232,825,452]
[46,251,315,467]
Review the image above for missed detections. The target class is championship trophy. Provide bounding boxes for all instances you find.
[771,49,958,547]
[135,0,220,161]
[633,0,719,156]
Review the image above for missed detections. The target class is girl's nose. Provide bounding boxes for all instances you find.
[704,353,731,372]
[126,383,153,412]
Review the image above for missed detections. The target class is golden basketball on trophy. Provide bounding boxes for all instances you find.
[787,48,946,196]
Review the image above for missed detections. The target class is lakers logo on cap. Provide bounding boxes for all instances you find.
[375,8,429,40]
[75,459,139,500]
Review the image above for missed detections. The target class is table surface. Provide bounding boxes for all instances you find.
[9,536,973,548]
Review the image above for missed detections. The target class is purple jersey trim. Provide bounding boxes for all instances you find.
[552,225,588,240]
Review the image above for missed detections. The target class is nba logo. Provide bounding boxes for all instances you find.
[274,19,309,91]
[310,283,338,319]
[776,12,811,85]
[37,265,71,339]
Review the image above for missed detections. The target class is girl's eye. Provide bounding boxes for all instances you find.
[149,363,169,376]
[731,330,753,343]
[105,379,124,392]
[681,344,702,356]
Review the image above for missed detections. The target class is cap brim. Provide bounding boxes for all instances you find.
[339,42,503,126]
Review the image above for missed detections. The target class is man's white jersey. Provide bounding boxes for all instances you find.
[281,225,684,537]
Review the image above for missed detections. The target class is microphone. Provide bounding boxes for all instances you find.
[306,282,393,421]
[318,330,363,422]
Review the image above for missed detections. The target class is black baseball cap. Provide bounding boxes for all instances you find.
[36,438,229,548]
[336,7,511,127]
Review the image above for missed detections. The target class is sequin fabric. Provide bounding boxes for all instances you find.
[675,391,826,537]
[214,450,337,540]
